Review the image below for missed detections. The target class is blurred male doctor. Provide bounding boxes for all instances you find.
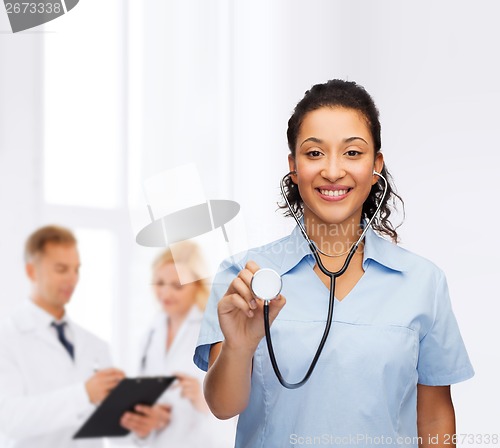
[0,225,125,447]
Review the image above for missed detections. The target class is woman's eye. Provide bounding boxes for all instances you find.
[153,281,183,290]
[306,150,323,157]
[345,149,362,157]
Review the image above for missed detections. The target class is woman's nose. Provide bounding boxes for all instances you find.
[157,283,176,297]
[320,156,346,181]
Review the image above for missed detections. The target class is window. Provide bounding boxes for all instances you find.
[42,0,125,355]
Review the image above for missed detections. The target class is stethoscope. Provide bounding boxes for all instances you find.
[250,170,388,389]
[140,329,155,372]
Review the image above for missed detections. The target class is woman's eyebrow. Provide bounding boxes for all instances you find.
[344,136,368,145]
[300,136,369,147]
[299,137,323,147]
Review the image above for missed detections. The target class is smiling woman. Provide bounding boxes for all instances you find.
[288,107,384,249]
[282,79,402,244]
[194,79,475,448]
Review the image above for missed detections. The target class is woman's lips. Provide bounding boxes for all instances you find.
[316,186,352,201]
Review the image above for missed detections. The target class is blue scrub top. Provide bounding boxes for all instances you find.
[194,225,474,448]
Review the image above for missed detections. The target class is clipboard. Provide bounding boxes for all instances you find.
[73,376,176,439]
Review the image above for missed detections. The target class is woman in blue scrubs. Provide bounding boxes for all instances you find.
[194,79,474,448]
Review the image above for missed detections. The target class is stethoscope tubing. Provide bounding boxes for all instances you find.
[263,171,388,389]
[263,273,337,389]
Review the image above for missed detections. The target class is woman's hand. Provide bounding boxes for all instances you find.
[120,403,172,439]
[217,261,286,354]
[173,372,209,413]
[202,261,286,419]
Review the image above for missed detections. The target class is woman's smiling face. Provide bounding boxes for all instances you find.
[288,106,384,229]
[153,262,198,318]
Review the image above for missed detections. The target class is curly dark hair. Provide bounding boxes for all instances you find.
[280,79,404,242]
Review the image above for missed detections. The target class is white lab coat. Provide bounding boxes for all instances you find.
[136,306,236,448]
[0,300,112,448]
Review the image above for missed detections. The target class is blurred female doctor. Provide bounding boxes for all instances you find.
[120,242,236,447]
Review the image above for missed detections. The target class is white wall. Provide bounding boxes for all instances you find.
[0,10,43,316]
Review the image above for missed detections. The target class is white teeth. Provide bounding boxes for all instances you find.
[320,189,348,197]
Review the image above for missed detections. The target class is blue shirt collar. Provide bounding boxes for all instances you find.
[280,223,407,275]
[362,226,407,272]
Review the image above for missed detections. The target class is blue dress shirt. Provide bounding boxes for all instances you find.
[194,225,474,448]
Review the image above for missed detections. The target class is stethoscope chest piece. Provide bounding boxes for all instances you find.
[251,268,282,301]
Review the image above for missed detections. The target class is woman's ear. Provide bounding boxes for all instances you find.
[372,152,384,185]
[288,155,298,184]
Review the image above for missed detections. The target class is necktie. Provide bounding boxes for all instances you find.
[51,322,74,360]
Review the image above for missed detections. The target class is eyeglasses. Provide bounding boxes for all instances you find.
[151,281,185,290]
